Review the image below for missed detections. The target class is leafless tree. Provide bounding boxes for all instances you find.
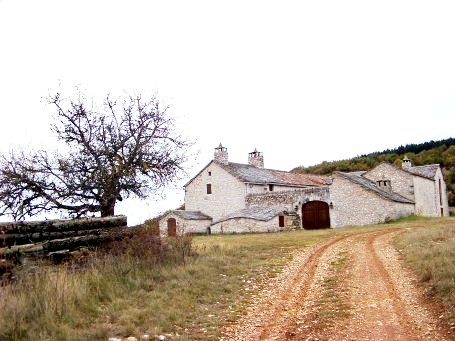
[0,91,192,220]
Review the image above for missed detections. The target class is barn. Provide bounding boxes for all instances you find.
[159,144,449,235]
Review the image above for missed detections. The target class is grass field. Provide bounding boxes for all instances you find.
[394,217,455,326]
[0,218,453,340]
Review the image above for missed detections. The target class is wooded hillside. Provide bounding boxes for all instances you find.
[292,138,455,206]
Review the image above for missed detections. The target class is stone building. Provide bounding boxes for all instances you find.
[159,144,449,235]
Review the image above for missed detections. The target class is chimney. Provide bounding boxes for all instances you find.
[402,156,412,170]
[214,143,228,164]
[248,148,264,168]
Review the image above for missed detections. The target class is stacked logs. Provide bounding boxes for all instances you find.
[0,215,129,258]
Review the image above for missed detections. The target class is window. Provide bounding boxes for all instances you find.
[206,183,212,194]
[279,215,285,227]
[269,184,274,191]
[208,171,212,176]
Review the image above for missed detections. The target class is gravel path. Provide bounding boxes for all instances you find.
[221,229,451,340]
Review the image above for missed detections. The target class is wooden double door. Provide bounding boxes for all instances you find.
[301,201,330,229]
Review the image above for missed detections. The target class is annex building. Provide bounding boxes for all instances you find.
[159,144,449,235]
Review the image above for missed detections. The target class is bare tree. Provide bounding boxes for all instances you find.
[0,91,192,220]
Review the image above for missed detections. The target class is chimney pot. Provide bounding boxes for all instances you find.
[402,156,412,170]
[214,143,228,164]
[248,149,264,168]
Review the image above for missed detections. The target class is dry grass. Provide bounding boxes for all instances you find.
[394,217,455,325]
[0,218,452,340]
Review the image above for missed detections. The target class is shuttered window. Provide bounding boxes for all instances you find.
[207,184,212,194]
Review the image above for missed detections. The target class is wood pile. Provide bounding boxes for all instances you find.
[0,215,129,259]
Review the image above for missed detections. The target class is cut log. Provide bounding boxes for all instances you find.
[0,225,143,257]
[0,243,44,256]
[0,228,109,247]
[42,226,141,252]
[0,215,127,234]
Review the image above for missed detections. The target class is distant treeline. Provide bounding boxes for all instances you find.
[292,138,455,206]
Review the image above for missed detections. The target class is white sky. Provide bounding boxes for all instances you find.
[0,0,454,224]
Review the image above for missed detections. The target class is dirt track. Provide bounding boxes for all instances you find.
[221,229,451,340]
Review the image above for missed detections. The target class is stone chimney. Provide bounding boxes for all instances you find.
[214,143,228,164]
[402,156,412,170]
[248,148,264,168]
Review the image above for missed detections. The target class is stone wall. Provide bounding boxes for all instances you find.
[364,163,414,201]
[246,187,330,209]
[330,173,415,227]
[158,212,212,236]
[185,162,246,221]
[210,215,292,234]
[245,184,306,194]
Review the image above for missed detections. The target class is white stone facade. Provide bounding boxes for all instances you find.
[159,145,450,235]
[364,162,449,217]
[184,162,246,222]
[364,163,414,200]
[330,173,415,227]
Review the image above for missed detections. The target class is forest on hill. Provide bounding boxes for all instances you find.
[292,138,455,206]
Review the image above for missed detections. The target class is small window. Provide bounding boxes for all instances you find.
[279,215,285,227]
[208,171,212,176]
[269,184,274,191]
[206,183,212,194]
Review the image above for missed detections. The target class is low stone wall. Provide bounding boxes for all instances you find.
[210,215,286,234]
[210,210,298,233]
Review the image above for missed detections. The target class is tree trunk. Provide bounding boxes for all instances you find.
[100,201,116,217]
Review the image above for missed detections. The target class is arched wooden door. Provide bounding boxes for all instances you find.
[302,201,330,229]
[167,218,177,236]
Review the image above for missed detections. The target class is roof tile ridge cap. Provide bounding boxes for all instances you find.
[402,167,436,179]
[410,164,440,168]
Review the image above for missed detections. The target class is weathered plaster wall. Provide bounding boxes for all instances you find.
[158,212,212,236]
[364,163,414,201]
[210,215,291,234]
[329,174,415,227]
[185,162,246,221]
[413,176,439,216]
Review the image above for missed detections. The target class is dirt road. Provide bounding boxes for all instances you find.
[221,229,451,340]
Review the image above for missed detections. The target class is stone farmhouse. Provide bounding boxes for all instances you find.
[159,144,449,235]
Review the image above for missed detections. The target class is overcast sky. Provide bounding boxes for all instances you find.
[0,1,454,224]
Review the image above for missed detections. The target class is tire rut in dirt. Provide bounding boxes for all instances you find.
[222,230,380,340]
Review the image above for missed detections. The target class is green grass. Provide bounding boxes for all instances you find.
[394,218,455,325]
[316,249,352,320]
[0,219,453,340]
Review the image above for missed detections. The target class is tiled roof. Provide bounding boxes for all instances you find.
[218,162,330,187]
[172,210,212,220]
[405,165,439,180]
[214,206,284,223]
[335,171,414,204]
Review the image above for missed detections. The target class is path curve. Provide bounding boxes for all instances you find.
[221,228,450,340]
